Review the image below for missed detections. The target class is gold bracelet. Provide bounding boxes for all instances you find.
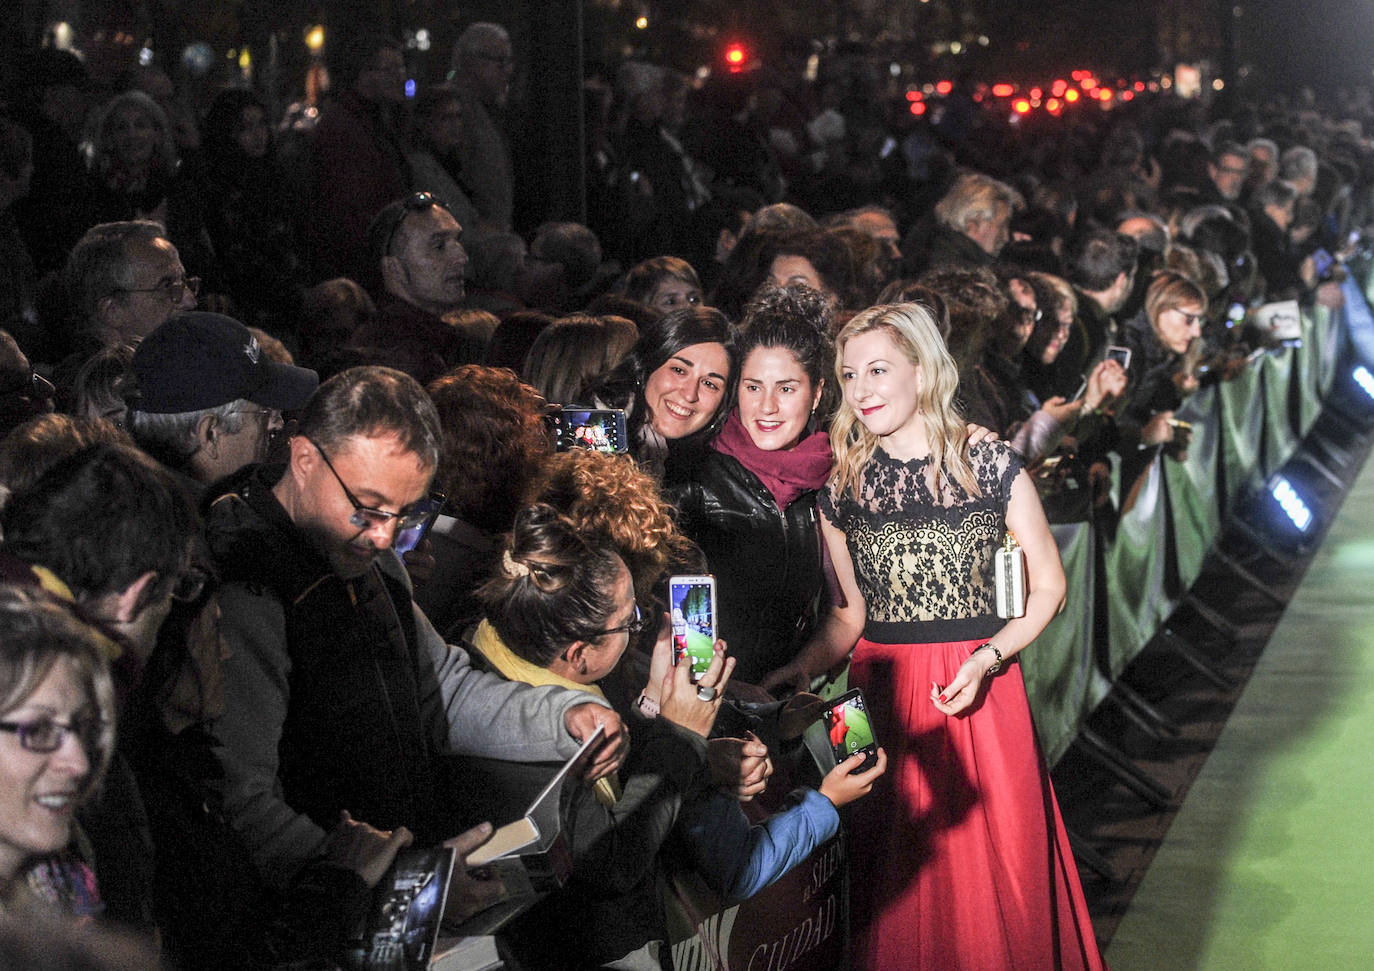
[973,643,1003,676]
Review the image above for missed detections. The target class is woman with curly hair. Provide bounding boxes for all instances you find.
[764,304,1102,970]
[417,365,551,636]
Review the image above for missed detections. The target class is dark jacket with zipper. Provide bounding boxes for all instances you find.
[664,450,825,686]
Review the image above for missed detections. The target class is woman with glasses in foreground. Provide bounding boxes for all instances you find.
[0,585,113,917]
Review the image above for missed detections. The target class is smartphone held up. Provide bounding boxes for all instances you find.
[668,575,716,682]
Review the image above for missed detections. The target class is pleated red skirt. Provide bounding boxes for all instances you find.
[847,637,1106,971]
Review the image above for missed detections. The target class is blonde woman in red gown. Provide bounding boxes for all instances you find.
[766,303,1105,970]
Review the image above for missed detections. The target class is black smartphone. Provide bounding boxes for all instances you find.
[392,493,446,556]
[549,408,629,454]
[823,688,879,773]
[668,575,716,682]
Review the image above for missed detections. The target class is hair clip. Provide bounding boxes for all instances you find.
[502,549,531,578]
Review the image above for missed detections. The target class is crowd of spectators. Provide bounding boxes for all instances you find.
[1,18,1373,971]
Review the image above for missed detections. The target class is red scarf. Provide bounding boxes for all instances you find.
[713,409,833,509]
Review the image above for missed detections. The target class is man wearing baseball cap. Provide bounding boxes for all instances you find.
[128,312,318,488]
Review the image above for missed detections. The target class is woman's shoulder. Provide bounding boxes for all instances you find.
[969,437,1020,467]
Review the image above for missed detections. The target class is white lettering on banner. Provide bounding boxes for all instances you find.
[672,904,739,970]
[747,895,837,971]
[802,840,842,903]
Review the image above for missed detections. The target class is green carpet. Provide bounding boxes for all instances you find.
[1107,457,1374,969]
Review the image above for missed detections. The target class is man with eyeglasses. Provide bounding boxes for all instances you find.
[55,221,197,394]
[448,22,515,231]
[128,311,317,492]
[204,365,628,892]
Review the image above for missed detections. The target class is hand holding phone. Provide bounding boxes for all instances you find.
[823,688,880,774]
[393,493,446,555]
[668,575,717,682]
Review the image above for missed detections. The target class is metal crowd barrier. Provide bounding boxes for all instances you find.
[1023,287,1348,764]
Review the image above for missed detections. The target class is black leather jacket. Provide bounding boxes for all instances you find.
[664,450,825,685]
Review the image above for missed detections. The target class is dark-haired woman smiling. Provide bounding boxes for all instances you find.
[584,305,733,478]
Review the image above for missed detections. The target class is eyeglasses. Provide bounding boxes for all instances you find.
[381,192,441,258]
[1175,310,1206,327]
[307,437,432,532]
[594,603,650,639]
[230,407,280,424]
[0,713,105,754]
[116,276,200,306]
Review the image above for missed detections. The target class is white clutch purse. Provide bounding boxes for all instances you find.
[994,532,1027,619]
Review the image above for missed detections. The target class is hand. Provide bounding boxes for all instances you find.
[1085,359,1127,411]
[760,660,810,698]
[565,703,628,782]
[322,810,414,888]
[1141,411,1175,447]
[707,732,773,801]
[1040,396,1084,425]
[639,611,674,714]
[402,537,436,585]
[818,748,888,808]
[1317,279,1345,310]
[442,822,506,925]
[659,639,734,738]
[930,650,997,716]
[964,423,998,447]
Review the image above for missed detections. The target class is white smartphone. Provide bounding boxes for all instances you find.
[667,575,717,682]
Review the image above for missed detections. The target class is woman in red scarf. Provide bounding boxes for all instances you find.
[663,286,835,685]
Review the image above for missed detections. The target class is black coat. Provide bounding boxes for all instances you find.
[664,450,825,686]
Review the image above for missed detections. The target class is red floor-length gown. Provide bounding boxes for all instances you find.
[819,442,1105,970]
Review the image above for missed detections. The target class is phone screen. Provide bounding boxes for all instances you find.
[550,408,629,454]
[1312,248,1334,279]
[668,576,716,681]
[823,689,879,772]
[1105,345,1132,371]
[392,495,446,556]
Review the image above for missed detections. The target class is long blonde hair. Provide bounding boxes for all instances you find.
[830,303,979,501]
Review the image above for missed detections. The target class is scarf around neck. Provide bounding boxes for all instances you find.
[713,409,834,510]
[470,620,620,806]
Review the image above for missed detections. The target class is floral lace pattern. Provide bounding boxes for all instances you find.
[820,441,1023,629]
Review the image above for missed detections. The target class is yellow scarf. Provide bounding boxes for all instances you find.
[471,620,621,807]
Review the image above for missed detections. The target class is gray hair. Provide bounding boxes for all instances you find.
[934,172,1024,233]
[1279,145,1318,184]
[451,22,510,75]
[1254,179,1299,213]
[1247,137,1279,161]
[130,400,248,467]
[64,221,169,326]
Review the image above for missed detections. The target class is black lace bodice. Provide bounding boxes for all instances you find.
[819,440,1024,643]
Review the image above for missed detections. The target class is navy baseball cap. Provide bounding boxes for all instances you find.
[132,312,318,414]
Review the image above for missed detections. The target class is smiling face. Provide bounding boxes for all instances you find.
[738,346,822,452]
[642,341,730,440]
[0,658,93,883]
[840,328,923,446]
